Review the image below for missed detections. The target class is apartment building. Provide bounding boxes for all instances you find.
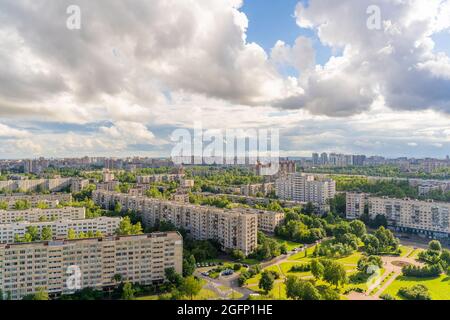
[275,173,336,205]
[136,174,185,184]
[70,179,90,193]
[0,232,182,300]
[345,193,368,220]
[368,197,450,239]
[0,207,85,224]
[240,183,274,197]
[92,190,258,255]
[0,178,72,193]
[0,217,121,243]
[0,193,72,210]
[246,209,284,233]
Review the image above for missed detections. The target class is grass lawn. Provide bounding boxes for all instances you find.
[336,252,363,265]
[382,274,450,300]
[247,281,287,300]
[267,236,303,251]
[136,295,159,300]
[288,245,316,261]
[279,262,311,277]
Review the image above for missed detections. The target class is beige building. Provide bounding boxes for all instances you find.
[136,174,185,184]
[70,179,90,193]
[0,178,72,193]
[0,217,121,243]
[0,207,85,224]
[345,193,367,220]
[0,232,183,300]
[0,193,72,209]
[368,197,450,239]
[93,190,258,255]
[275,173,336,205]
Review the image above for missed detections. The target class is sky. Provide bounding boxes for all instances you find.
[0,0,449,159]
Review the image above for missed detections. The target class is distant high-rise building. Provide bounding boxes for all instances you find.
[320,153,328,165]
[312,153,319,165]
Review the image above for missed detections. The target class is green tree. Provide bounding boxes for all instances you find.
[429,240,442,252]
[0,201,8,210]
[180,276,202,300]
[41,226,53,241]
[285,276,321,300]
[258,271,275,295]
[67,228,77,240]
[310,259,325,281]
[26,226,40,241]
[116,216,143,235]
[349,220,367,238]
[121,282,135,300]
[323,260,347,288]
[183,255,196,277]
[165,267,183,287]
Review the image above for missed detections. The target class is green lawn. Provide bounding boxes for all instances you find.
[336,252,363,265]
[279,262,311,277]
[382,274,450,300]
[288,245,316,261]
[247,281,287,300]
[267,236,303,251]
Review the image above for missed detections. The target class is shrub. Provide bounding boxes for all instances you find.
[398,285,431,300]
[380,293,395,300]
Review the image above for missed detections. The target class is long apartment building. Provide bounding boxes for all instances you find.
[0,207,85,224]
[0,178,72,193]
[275,173,336,205]
[0,193,72,210]
[93,190,258,255]
[0,217,121,244]
[346,192,450,239]
[0,232,182,300]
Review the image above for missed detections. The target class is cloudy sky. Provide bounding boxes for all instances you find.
[0,0,449,159]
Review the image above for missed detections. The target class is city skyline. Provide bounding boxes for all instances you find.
[0,0,449,158]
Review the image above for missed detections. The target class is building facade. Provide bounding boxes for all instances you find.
[275,173,336,205]
[0,207,85,224]
[0,232,182,300]
[0,193,72,210]
[345,193,367,220]
[0,217,121,243]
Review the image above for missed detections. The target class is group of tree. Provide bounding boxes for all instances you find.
[403,240,450,277]
[14,200,31,210]
[310,259,347,288]
[160,268,203,300]
[67,229,103,240]
[14,226,54,243]
[285,276,340,300]
[238,265,262,286]
[274,209,336,244]
[258,270,280,294]
[247,232,287,261]
[115,216,143,236]
[398,284,431,300]
[313,220,366,259]
[361,226,400,255]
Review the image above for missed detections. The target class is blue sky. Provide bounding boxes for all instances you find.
[242,0,333,74]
